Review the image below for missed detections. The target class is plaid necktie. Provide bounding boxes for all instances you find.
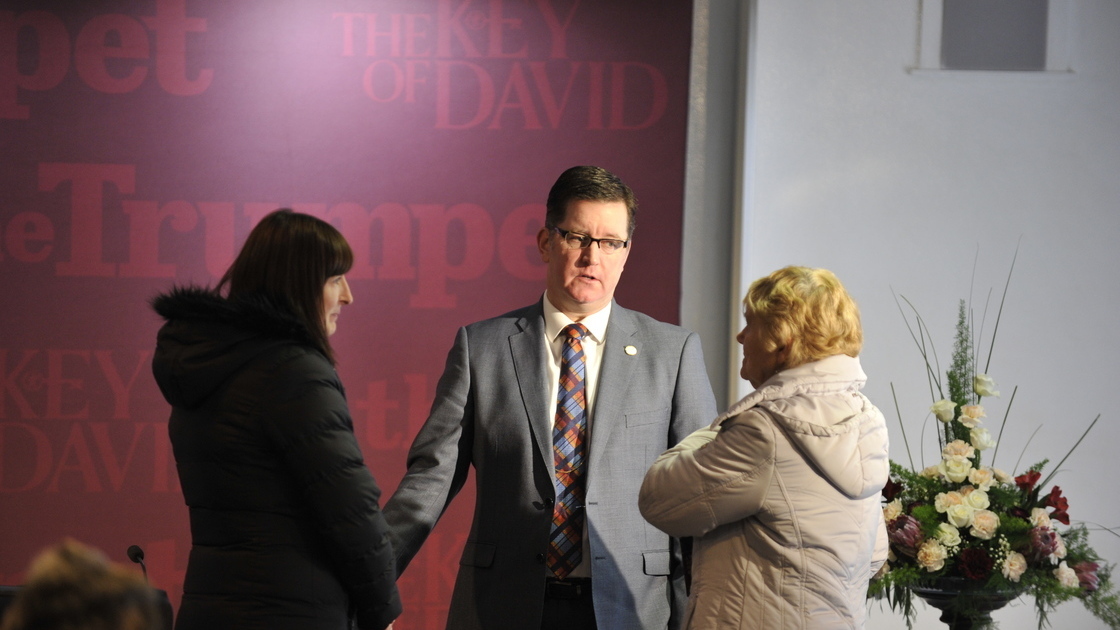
[548,323,589,578]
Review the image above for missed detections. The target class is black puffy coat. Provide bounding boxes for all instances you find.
[151,288,401,630]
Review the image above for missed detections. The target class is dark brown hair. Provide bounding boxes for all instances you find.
[218,209,353,363]
[545,165,637,237]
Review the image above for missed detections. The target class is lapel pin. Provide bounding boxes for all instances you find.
[625,345,638,356]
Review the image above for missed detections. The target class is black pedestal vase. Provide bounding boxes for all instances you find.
[911,577,1022,630]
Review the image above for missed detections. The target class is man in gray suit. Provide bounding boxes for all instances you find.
[384,166,717,630]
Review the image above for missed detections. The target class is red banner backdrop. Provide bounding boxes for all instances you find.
[0,1,692,626]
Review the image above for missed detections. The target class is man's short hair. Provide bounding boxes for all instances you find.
[545,166,638,237]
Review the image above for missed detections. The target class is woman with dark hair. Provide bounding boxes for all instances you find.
[151,209,400,630]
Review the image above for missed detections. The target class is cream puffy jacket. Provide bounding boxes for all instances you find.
[639,355,889,629]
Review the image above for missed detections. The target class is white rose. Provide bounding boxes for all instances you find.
[993,468,1013,484]
[943,440,976,459]
[970,428,996,451]
[935,491,965,513]
[939,457,973,483]
[917,538,948,572]
[931,399,956,423]
[964,489,991,511]
[1030,508,1052,529]
[883,499,903,522]
[974,374,1000,398]
[969,467,996,490]
[935,522,962,547]
[970,509,1000,540]
[1002,551,1028,582]
[947,504,975,528]
[921,465,942,479]
[1054,561,1079,589]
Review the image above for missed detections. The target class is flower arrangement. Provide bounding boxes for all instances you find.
[868,267,1120,629]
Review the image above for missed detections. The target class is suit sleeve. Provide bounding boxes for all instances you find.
[640,410,777,538]
[383,326,475,575]
[665,330,719,629]
[670,331,719,444]
[260,353,401,630]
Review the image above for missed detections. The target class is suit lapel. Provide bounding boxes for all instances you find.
[587,303,639,477]
[509,303,554,466]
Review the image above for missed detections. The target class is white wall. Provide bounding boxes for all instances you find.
[685,1,1120,627]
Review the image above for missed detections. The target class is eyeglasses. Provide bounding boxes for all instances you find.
[550,227,630,254]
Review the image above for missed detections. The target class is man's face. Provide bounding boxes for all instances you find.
[538,199,631,320]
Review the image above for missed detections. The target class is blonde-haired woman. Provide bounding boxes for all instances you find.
[639,266,889,629]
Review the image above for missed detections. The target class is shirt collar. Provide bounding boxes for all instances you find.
[542,293,611,344]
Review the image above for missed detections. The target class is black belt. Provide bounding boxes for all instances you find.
[544,577,592,600]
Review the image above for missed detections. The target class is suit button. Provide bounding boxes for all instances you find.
[536,553,545,564]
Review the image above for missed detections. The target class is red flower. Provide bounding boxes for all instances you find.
[1043,486,1071,525]
[1049,508,1070,525]
[958,548,994,581]
[1015,470,1041,493]
[882,478,903,501]
[1073,561,1101,592]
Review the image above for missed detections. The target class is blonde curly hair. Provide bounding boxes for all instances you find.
[744,266,862,370]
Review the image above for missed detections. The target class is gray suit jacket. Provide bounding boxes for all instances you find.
[384,300,717,630]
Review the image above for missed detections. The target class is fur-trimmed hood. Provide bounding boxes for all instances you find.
[150,287,322,410]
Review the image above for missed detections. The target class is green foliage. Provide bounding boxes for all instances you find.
[869,565,923,628]
[986,484,1021,508]
[911,504,940,533]
[999,515,1031,538]
[1083,567,1120,629]
[890,461,944,501]
[947,299,974,410]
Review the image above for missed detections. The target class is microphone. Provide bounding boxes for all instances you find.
[126,545,148,582]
